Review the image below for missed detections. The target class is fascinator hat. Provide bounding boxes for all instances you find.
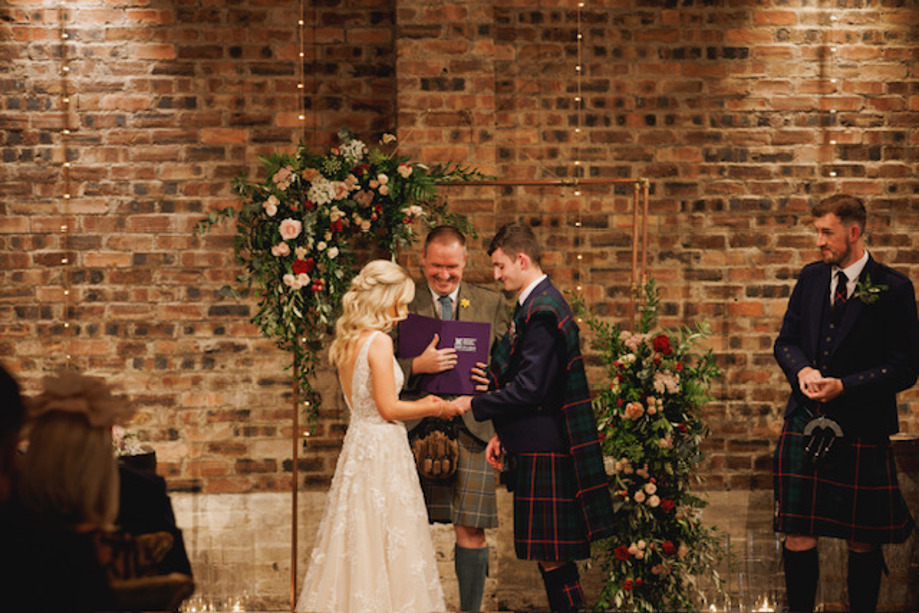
[27,370,135,428]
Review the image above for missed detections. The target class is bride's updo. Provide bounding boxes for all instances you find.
[328,259,414,368]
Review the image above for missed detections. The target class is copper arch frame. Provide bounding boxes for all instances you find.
[288,176,650,611]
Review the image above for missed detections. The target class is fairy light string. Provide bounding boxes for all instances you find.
[573,1,585,319]
[58,2,74,368]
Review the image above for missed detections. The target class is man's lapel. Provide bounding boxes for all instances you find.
[805,265,830,357]
[413,282,437,319]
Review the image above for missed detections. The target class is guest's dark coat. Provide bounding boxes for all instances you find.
[774,255,919,439]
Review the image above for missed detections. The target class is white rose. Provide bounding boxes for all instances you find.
[327,247,339,259]
[282,274,299,289]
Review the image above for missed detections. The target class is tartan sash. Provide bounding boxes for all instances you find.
[489,285,615,542]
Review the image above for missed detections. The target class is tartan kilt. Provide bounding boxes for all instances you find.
[773,410,914,544]
[421,429,498,529]
[510,451,591,562]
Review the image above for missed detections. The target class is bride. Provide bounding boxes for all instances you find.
[296,259,463,613]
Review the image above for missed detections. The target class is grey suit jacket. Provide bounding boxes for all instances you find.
[395,280,510,443]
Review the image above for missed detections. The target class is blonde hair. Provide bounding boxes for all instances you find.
[16,371,133,530]
[17,411,120,529]
[328,260,415,368]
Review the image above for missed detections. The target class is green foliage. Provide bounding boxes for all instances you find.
[196,129,490,424]
[574,281,724,612]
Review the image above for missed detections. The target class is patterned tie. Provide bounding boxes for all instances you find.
[438,295,453,320]
[833,271,848,310]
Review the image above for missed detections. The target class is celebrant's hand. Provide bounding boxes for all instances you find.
[412,334,458,374]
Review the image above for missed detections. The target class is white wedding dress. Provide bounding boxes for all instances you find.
[296,331,446,613]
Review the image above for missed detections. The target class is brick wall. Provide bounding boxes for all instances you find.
[3,0,919,497]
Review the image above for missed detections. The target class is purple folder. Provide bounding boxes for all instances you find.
[397,313,491,396]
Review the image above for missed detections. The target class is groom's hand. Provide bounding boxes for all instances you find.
[485,434,504,471]
[470,361,489,392]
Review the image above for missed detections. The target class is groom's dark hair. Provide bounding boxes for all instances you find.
[488,222,542,267]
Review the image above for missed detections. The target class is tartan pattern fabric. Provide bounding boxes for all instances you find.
[489,284,615,543]
[773,410,914,544]
[421,429,498,528]
[511,452,591,561]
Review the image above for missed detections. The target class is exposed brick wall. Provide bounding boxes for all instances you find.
[2,0,918,496]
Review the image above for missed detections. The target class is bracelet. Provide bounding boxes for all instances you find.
[437,400,444,417]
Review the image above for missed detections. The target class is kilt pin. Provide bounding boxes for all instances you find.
[773,255,919,544]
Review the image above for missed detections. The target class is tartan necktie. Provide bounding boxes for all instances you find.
[438,295,453,320]
[833,271,848,310]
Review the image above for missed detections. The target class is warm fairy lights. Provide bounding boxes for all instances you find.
[824,9,840,181]
[58,2,75,367]
[573,1,585,315]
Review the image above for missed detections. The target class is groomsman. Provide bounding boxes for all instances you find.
[396,225,508,613]
[773,195,919,613]
[455,222,614,613]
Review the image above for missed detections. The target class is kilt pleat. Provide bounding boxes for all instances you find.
[511,452,590,561]
[773,411,914,544]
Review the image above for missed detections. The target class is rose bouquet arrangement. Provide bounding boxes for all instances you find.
[197,128,487,419]
[575,281,723,612]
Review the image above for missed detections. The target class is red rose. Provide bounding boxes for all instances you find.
[636,578,643,586]
[330,219,344,232]
[352,164,369,175]
[614,546,631,561]
[660,498,675,513]
[304,201,316,211]
[652,334,672,355]
[616,397,623,407]
[403,216,412,224]
[292,257,315,275]
[662,540,677,555]
[623,579,633,591]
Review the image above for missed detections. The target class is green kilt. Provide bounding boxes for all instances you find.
[773,410,914,544]
[510,451,591,561]
[421,429,498,529]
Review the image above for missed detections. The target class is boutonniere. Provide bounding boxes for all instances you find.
[460,298,470,309]
[853,273,888,305]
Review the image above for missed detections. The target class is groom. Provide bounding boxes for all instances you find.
[455,222,614,613]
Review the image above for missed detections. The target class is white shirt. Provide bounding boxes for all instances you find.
[518,274,548,307]
[830,249,868,306]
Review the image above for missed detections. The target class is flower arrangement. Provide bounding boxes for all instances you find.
[196,128,488,420]
[575,281,723,612]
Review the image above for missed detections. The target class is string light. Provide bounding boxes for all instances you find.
[58,1,75,370]
[822,8,840,178]
[572,0,585,300]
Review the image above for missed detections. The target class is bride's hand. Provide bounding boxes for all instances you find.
[440,399,466,419]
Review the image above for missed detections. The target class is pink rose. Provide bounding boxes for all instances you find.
[279,218,302,240]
